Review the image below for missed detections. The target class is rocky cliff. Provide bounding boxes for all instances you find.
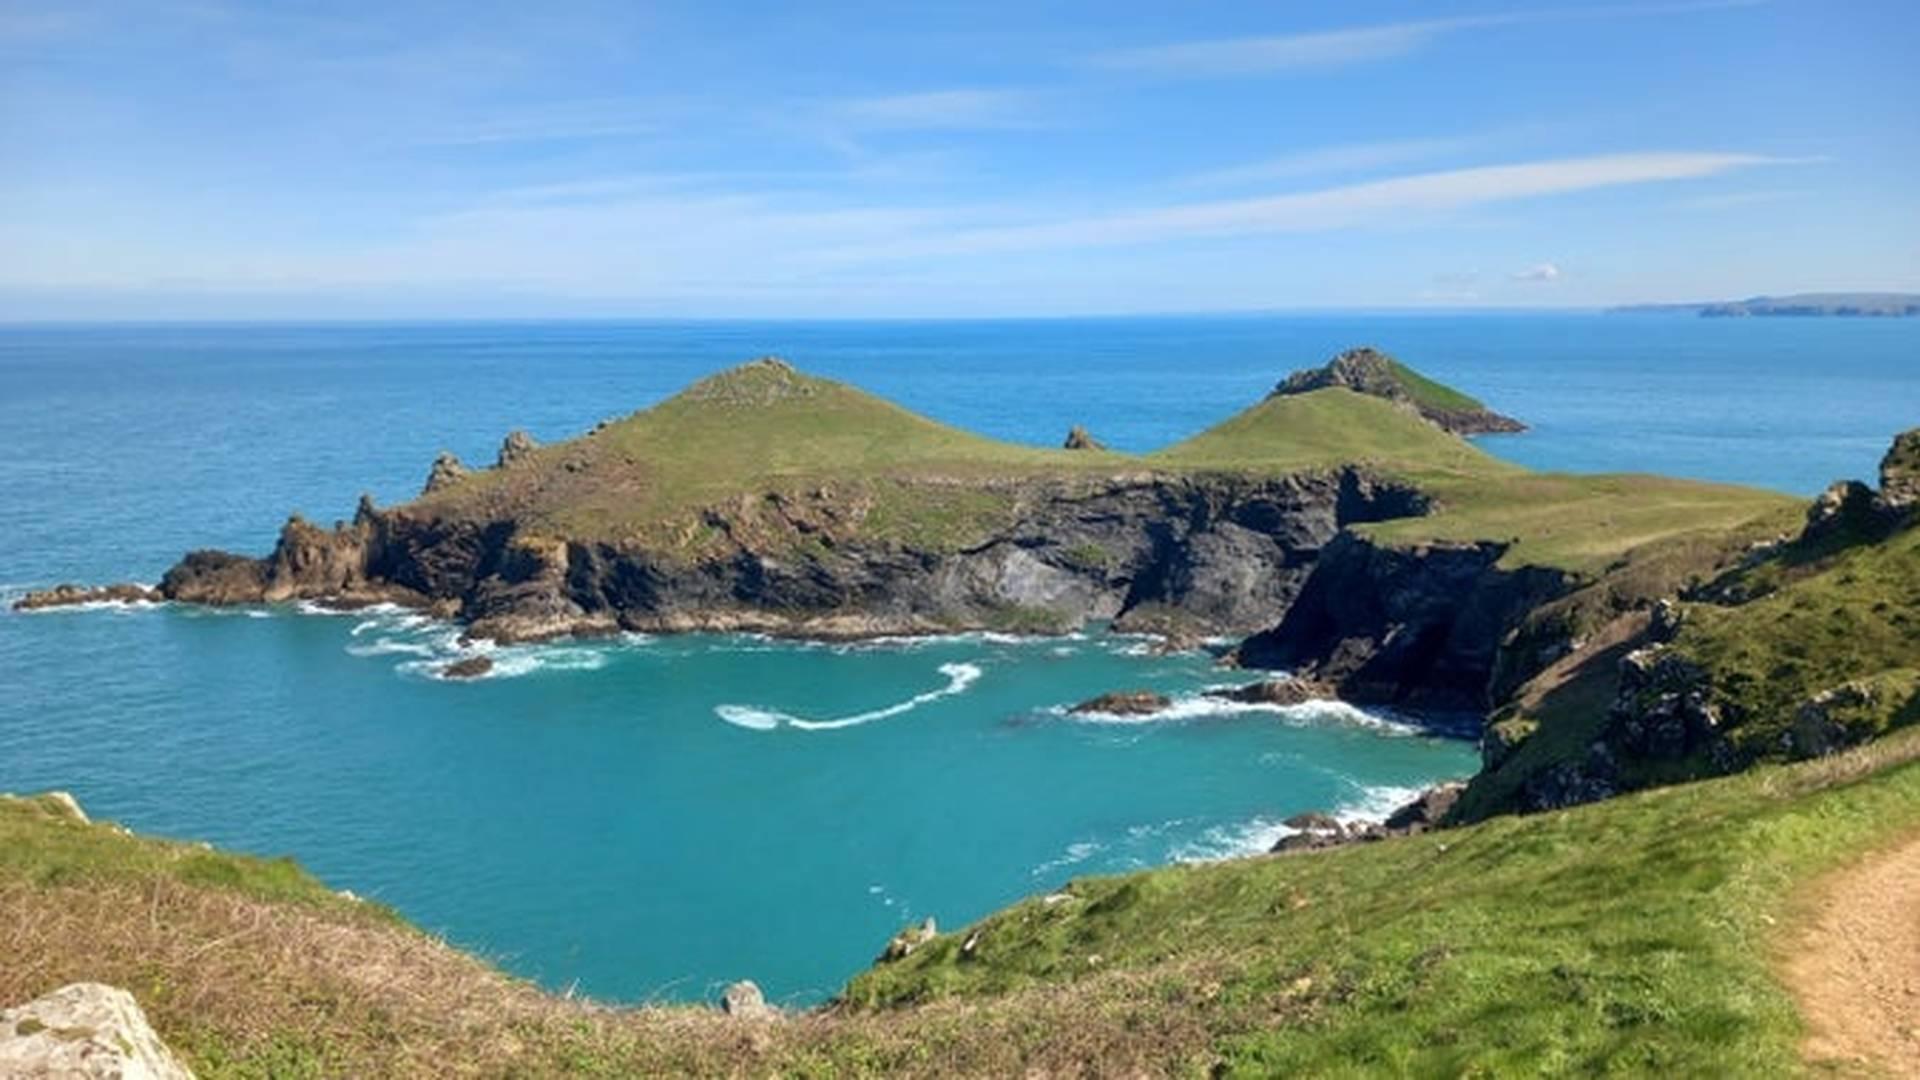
[1270,346,1526,435]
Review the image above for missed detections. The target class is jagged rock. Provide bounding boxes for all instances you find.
[1068,690,1170,716]
[12,583,160,611]
[1878,427,1920,513]
[423,451,469,495]
[441,656,493,680]
[879,917,938,962]
[719,980,776,1020]
[1205,678,1334,707]
[497,430,539,469]
[1062,425,1104,451]
[1609,645,1720,759]
[1271,346,1526,435]
[1801,479,1880,542]
[1382,782,1465,832]
[0,983,193,1079]
[1648,598,1685,643]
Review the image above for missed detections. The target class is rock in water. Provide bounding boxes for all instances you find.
[1062,425,1105,450]
[0,983,194,1079]
[12,583,160,611]
[497,429,539,469]
[422,450,469,496]
[719,980,777,1019]
[1204,678,1334,707]
[441,656,494,680]
[1068,690,1171,716]
[879,917,938,962]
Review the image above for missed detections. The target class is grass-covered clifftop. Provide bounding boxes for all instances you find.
[8,731,1919,1076]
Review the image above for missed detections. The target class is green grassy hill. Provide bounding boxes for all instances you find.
[8,731,1918,1076]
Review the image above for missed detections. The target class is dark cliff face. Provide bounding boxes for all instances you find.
[153,468,1431,643]
[1235,533,1570,712]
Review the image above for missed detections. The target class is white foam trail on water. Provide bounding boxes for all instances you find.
[714,662,984,732]
[1053,694,1420,735]
[1029,839,1105,879]
[346,638,436,658]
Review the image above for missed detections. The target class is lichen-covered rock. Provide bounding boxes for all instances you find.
[0,983,194,1079]
[1062,425,1104,451]
[497,429,539,469]
[1609,645,1719,760]
[719,980,777,1020]
[423,450,469,495]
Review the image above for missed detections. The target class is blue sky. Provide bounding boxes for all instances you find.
[2,0,1916,318]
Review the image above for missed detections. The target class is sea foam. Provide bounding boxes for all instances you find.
[715,662,984,731]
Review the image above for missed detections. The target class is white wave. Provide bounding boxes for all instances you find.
[714,662,984,732]
[1030,839,1104,879]
[1054,694,1420,735]
[245,609,272,619]
[345,637,436,658]
[1169,782,1438,863]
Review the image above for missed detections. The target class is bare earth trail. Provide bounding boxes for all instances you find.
[1786,829,1920,1077]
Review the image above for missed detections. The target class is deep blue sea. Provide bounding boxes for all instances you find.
[2,314,1914,1005]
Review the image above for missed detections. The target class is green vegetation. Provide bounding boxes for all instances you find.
[1383,355,1486,413]
[9,734,1920,1075]
[408,355,1792,583]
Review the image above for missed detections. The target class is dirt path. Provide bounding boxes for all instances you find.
[1785,831,1920,1077]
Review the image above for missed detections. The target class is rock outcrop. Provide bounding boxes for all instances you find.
[1062,426,1104,451]
[1069,690,1170,716]
[0,983,194,1079]
[718,980,777,1020]
[879,918,938,963]
[1203,678,1334,707]
[103,468,1430,644]
[441,656,493,680]
[12,583,160,610]
[1269,782,1466,854]
[1271,347,1525,435]
[497,430,539,469]
[1235,534,1569,711]
[423,451,469,496]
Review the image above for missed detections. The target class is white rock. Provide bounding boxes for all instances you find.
[0,983,194,1079]
[719,980,777,1020]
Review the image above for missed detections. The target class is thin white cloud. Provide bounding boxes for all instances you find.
[1179,136,1488,187]
[832,88,1046,131]
[412,98,665,146]
[836,151,1794,260]
[1511,262,1563,282]
[1088,1,1765,76]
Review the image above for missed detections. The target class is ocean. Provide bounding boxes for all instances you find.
[2,314,1914,1004]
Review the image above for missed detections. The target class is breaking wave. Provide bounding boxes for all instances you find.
[715,662,984,731]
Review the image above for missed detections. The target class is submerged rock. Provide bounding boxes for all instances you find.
[441,656,494,680]
[1068,690,1170,716]
[0,983,194,1079]
[12,583,160,611]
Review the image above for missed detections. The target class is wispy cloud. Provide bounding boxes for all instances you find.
[1178,135,1489,187]
[836,151,1794,260]
[831,88,1048,131]
[1510,262,1563,282]
[1088,1,1765,77]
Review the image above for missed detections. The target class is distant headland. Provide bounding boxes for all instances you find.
[1610,292,1920,317]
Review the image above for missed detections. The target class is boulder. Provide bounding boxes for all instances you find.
[718,980,776,1020]
[1062,425,1105,451]
[1205,678,1334,707]
[441,656,494,680]
[497,429,539,469]
[1382,782,1465,832]
[1067,690,1171,716]
[422,451,469,496]
[879,917,938,962]
[0,983,194,1079]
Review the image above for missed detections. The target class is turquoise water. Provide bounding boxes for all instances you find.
[2,315,1914,1003]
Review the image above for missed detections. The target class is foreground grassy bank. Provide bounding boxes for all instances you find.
[7,728,1919,1076]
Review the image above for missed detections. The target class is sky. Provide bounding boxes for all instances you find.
[2,0,1916,319]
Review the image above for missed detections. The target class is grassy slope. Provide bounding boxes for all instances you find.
[414,357,1790,578]
[1385,356,1486,413]
[9,736,1920,1076]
